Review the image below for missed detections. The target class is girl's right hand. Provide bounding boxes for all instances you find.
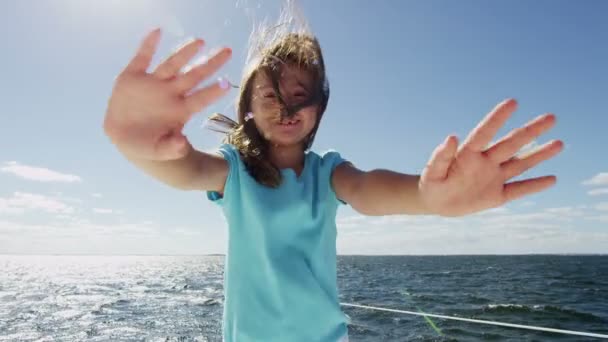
[103,28,232,161]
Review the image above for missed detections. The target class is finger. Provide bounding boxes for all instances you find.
[125,28,162,73]
[153,38,204,80]
[183,79,231,115]
[485,113,557,163]
[501,140,564,180]
[423,135,458,181]
[503,175,557,202]
[173,47,232,94]
[462,98,518,152]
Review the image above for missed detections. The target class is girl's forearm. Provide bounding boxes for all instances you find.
[118,143,204,190]
[351,170,431,216]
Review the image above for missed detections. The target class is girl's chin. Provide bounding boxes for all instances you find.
[269,140,304,148]
[266,135,306,148]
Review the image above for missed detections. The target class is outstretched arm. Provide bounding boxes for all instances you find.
[103,29,231,192]
[332,164,428,216]
[332,99,564,217]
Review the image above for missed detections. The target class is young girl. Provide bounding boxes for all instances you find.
[103,21,562,342]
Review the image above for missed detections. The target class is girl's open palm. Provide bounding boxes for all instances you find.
[419,99,564,217]
[103,28,232,160]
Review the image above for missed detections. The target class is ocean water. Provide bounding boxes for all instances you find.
[0,255,606,341]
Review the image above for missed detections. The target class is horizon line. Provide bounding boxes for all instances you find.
[1,253,606,257]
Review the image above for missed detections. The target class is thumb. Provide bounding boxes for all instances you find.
[423,135,458,181]
[156,132,190,160]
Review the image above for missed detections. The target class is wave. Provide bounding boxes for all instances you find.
[479,303,606,323]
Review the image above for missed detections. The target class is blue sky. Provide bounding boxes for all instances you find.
[1,0,607,255]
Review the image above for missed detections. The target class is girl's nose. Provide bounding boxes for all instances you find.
[280,105,298,119]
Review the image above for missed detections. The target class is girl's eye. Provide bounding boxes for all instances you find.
[293,92,307,98]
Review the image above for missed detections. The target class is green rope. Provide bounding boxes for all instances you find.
[401,290,443,336]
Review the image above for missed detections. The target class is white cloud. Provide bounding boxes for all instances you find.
[173,227,204,236]
[336,214,369,229]
[515,140,540,158]
[337,215,368,224]
[52,192,83,204]
[337,213,446,231]
[91,207,123,215]
[0,161,82,183]
[0,192,74,215]
[336,219,608,255]
[0,218,226,255]
[584,215,608,223]
[582,172,608,187]
[471,207,510,216]
[544,206,585,217]
[93,208,113,214]
[595,202,608,212]
[369,215,426,226]
[91,193,103,198]
[0,206,25,215]
[468,211,562,228]
[334,202,608,254]
[588,188,608,196]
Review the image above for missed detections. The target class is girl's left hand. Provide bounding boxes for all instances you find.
[418,99,564,217]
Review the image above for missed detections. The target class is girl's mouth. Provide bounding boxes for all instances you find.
[277,120,300,127]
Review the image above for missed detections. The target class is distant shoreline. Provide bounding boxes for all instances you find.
[1,253,606,257]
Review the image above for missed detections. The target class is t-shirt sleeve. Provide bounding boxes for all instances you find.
[323,150,350,206]
[206,143,240,206]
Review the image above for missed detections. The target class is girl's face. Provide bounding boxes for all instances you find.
[248,66,318,148]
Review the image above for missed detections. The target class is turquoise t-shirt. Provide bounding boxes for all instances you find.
[206,143,350,342]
